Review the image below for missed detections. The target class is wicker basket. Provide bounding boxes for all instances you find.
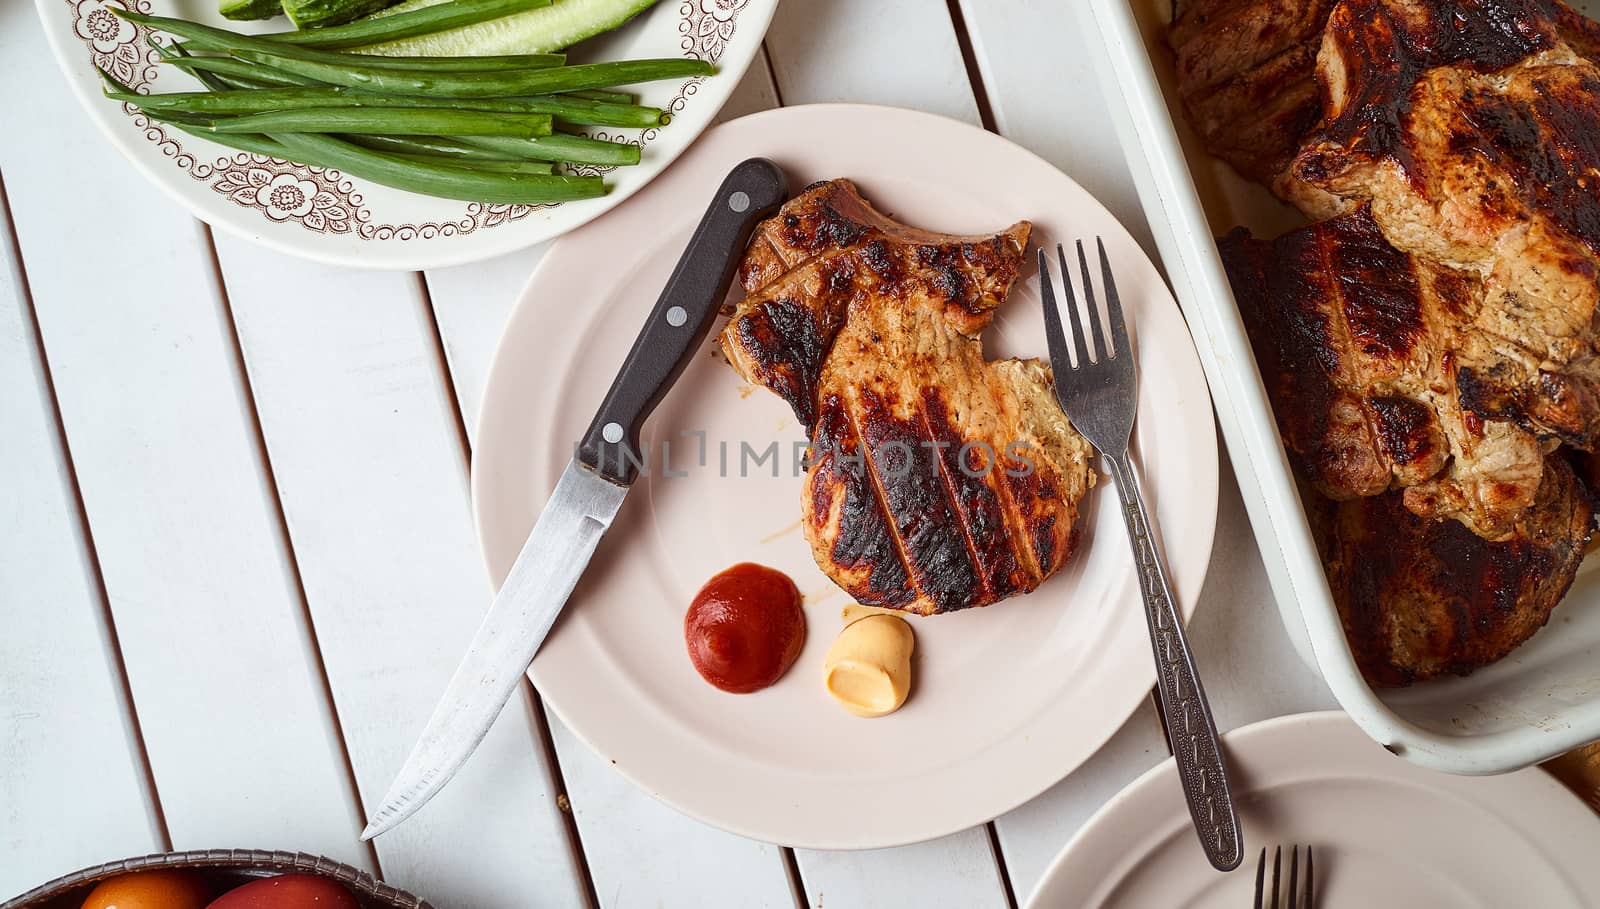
[1,849,434,909]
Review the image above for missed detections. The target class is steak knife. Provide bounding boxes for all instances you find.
[362,158,788,840]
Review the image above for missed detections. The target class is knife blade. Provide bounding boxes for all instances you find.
[362,157,788,840]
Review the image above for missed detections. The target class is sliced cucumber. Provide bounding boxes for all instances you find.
[220,0,283,21]
[355,0,660,57]
[284,0,399,30]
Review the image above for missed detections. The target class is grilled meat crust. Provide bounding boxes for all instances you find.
[1223,207,1551,540]
[1170,0,1600,210]
[1292,0,1600,448]
[721,180,1095,615]
[1169,0,1337,188]
[1313,455,1593,686]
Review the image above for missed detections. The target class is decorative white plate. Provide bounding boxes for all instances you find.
[36,0,776,268]
[1027,711,1600,908]
[473,104,1220,849]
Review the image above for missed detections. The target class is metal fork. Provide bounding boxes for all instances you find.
[1254,845,1315,909]
[1039,239,1242,871]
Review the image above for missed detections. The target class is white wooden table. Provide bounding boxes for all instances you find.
[0,2,1340,905]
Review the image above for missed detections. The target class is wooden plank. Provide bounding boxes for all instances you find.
[1184,460,1339,730]
[761,10,1016,908]
[213,238,590,907]
[0,181,165,898]
[0,5,366,864]
[993,704,1169,903]
[421,52,800,909]
[955,0,1156,255]
[765,0,981,124]
[791,830,1009,909]
[961,3,1337,893]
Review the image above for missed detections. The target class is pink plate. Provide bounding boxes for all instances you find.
[1027,711,1600,907]
[472,104,1219,849]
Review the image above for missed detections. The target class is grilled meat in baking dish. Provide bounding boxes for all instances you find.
[1168,0,1337,191]
[1222,207,1560,540]
[1313,455,1592,686]
[1170,0,1600,214]
[1294,0,1600,438]
[720,180,1096,615]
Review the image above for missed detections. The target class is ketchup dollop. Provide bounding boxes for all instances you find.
[685,563,806,693]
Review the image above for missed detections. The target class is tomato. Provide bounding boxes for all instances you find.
[685,562,806,693]
[204,875,359,909]
[80,870,211,909]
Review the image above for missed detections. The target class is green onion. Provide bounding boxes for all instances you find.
[341,133,533,160]
[119,11,566,72]
[263,0,552,48]
[380,152,554,174]
[454,132,639,165]
[232,49,714,99]
[273,132,607,202]
[162,54,323,87]
[562,88,635,104]
[201,107,553,137]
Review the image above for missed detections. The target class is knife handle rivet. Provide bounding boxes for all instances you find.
[666,305,688,327]
[602,422,624,444]
[728,190,750,213]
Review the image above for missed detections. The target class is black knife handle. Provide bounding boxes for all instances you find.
[577,157,788,485]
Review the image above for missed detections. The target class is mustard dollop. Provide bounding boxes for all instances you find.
[823,613,915,717]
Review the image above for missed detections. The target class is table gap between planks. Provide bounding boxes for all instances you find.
[0,0,1336,907]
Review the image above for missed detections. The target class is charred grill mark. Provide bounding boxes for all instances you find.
[1368,395,1439,465]
[1457,363,1529,423]
[854,387,981,613]
[1431,269,1476,318]
[860,239,903,284]
[1032,515,1057,575]
[737,298,827,430]
[920,386,1027,601]
[1302,0,1559,186]
[1329,209,1424,359]
[778,197,869,254]
[1003,456,1067,578]
[812,393,915,607]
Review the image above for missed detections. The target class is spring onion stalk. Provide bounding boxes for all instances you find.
[341,133,530,160]
[264,0,551,48]
[561,88,634,104]
[272,132,607,202]
[380,152,553,173]
[453,132,639,165]
[119,11,566,72]
[202,107,553,137]
[226,45,713,98]
[162,54,325,87]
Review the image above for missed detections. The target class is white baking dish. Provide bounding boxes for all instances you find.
[1081,0,1600,773]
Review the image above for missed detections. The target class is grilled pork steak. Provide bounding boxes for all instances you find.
[1313,455,1592,686]
[1222,207,1554,540]
[1171,0,1600,214]
[1294,0,1600,404]
[721,180,1095,615]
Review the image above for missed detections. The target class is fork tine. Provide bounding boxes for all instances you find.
[1305,846,1314,909]
[1056,243,1091,367]
[1287,846,1300,909]
[1270,846,1281,909]
[1096,237,1129,360]
[1037,248,1075,373]
[1253,848,1266,909]
[1076,239,1110,363]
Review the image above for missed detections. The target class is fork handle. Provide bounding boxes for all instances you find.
[1104,453,1243,872]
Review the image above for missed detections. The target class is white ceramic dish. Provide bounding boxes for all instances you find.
[1080,0,1600,773]
[472,104,1220,848]
[37,0,776,268]
[1026,711,1600,908]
